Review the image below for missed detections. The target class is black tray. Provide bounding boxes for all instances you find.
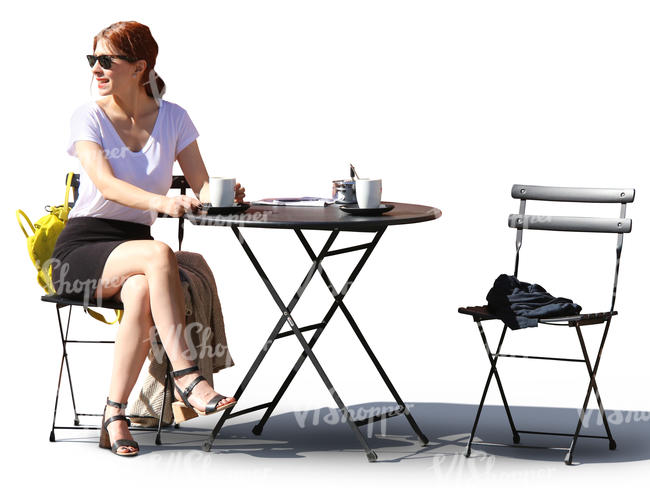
[339,203,394,216]
[197,202,250,215]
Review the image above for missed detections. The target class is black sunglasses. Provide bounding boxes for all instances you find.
[86,54,136,69]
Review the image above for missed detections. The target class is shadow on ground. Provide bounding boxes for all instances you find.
[55,402,650,465]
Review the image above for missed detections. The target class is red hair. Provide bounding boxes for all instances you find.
[93,21,166,99]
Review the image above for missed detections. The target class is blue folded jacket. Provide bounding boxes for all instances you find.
[486,274,582,330]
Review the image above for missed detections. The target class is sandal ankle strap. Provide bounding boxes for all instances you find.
[106,397,128,409]
[174,374,208,408]
[180,375,206,399]
[171,365,199,378]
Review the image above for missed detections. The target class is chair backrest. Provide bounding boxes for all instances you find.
[66,173,192,250]
[508,184,634,313]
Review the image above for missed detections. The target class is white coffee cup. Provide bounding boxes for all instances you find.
[355,178,382,208]
[210,177,236,207]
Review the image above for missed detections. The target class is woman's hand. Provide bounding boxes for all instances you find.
[235,182,246,204]
[158,195,201,217]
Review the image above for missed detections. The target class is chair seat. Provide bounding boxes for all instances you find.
[458,305,616,326]
[458,306,497,321]
[41,294,124,310]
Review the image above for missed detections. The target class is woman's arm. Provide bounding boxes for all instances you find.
[75,140,199,217]
[177,140,246,203]
[176,140,210,202]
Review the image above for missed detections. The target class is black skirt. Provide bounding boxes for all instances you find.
[51,216,153,301]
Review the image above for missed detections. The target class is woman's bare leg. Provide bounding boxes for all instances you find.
[103,274,154,454]
[95,240,235,417]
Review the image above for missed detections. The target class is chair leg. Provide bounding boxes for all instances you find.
[565,323,615,465]
[50,305,77,441]
[585,319,617,450]
[50,342,66,441]
[49,304,177,444]
[466,322,518,456]
[155,357,172,445]
[465,365,494,457]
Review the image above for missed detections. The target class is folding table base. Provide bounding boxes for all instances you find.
[202,226,429,462]
[465,320,616,465]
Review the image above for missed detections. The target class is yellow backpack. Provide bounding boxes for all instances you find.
[16,172,123,324]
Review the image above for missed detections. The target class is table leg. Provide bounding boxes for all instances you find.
[251,228,383,431]
[203,226,339,439]
[253,228,428,447]
[203,225,423,461]
[203,227,359,449]
[313,228,428,448]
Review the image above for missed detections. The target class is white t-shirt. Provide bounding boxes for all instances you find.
[66,98,199,226]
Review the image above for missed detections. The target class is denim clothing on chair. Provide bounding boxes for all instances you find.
[486,274,582,330]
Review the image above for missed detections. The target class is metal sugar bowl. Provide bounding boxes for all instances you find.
[332,179,357,204]
[332,163,363,204]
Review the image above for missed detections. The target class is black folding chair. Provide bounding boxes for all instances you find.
[42,173,192,445]
[459,184,634,465]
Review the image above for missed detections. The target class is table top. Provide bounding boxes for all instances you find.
[184,201,442,231]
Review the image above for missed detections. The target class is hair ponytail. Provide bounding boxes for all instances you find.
[142,69,166,100]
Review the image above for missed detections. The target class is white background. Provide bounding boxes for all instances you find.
[1,0,648,486]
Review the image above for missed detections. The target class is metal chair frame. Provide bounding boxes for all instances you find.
[459,184,634,465]
[43,173,192,445]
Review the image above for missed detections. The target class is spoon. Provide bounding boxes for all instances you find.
[349,163,360,180]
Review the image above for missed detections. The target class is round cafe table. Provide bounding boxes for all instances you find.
[184,201,441,462]
[186,201,440,230]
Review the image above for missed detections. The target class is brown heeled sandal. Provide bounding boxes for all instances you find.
[171,365,237,422]
[99,398,139,456]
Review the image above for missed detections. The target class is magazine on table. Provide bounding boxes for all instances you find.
[252,197,337,207]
